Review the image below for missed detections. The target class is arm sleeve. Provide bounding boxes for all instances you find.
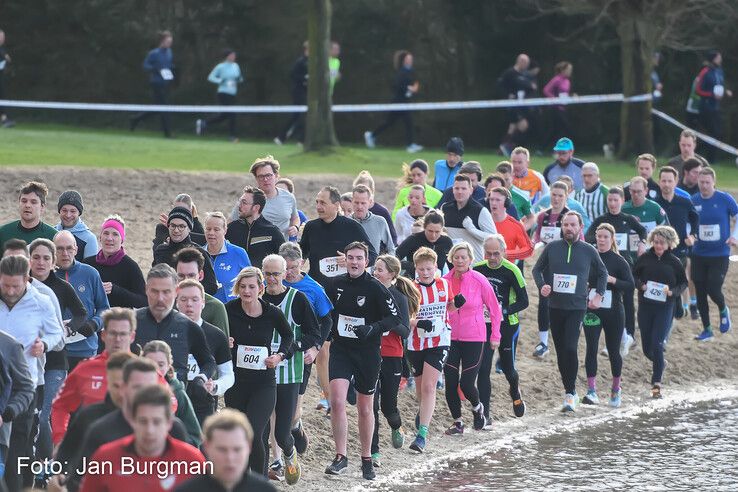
[592,247,609,296]
[628,215,648,240]
[189,324,217,379]
[201,254,219,295]
[383,222,396,255]
[299,222,311,258]
[175,387,202,447]
[318,314,333,345]
[671,257,689,298]
[62,281,89,333]
[207,64,221,84]
[477,207,497,234]
[142,51,155,72]
[355,222,378,266]
[274,310,295,358]
[584,216,600,244]
[483,278,502,343]
[213,361,235,396]
[39,296,64,354]
[50,370,81,444]
[543,76,557,97]
[390,291,410,338]
[3,341,34,424]
[393,188,409,220]
[612,256,635,292]
[532,246,549,289]
[92,276,111,329]
[688,204,700,236]
[109,261,148,307]
[208,301,230,338]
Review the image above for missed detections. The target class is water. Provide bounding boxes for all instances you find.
[384,398,738,491]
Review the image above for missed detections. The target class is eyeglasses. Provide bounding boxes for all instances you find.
[239,200,253,207]
[263,271,284,277]
[169,223,188,231]
[256,173,275,181]
[104,330,131,339]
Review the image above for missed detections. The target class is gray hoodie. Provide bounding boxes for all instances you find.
[0,331,35,448]
[351,211,395,255]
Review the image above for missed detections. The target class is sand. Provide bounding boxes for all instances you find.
[3,166,737,490]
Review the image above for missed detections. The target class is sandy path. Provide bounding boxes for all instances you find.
[2,166,737,490]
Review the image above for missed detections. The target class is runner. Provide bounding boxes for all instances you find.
[691,167,738,340]
[667,129,708,173]
[511,146,549,205]
[370,255,416,466]
[395,184,430,244]
[0,181,57,253]
[261,254,320,485]
[582,224,634,408]
[323,242,399,480]
[153,193,205,248]
[574,162,609,223]
[55,190,98,261]
[442,242,501,434]
[204,211,251,303]
[196,49,244,142]
[274,42,308,146]
[436,161,487,209]
[432,137,465,191]
[623,154,662,201]
[633,226,688,398]
[351,185,395,255]
[622,176,669,234]
[542,138,584,191]
[532,212,607,411]
[533,176,591,230]
[392,159,443,218]
[225,186,285,268]
[487,186,534,261]
[225,266,294,476]
[395,210,453,278]
[352,171,398,246]
[494,161,535,229]
[474,235,528,422]
[129,30,175,138]
[441,174,497,262]
[679,157,704,198]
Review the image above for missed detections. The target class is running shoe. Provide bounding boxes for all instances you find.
[495,359,503,374]
[609,389,622,408]
[291,421,309,455]
[444,421,465,435]
[324,454,348,475]
[582,390,600,405]
[399,377,408,391]
[437,377,445,390]
[533,342,549,358]
[316,396,329,410]
[695,329,714,342]
[407,376,416,390]
[371,452,381,468]
[472,404,487,430]
[362,458,376,480]
[651,385,662,399]
[284,451,301,485]
[268,458,284,481]
[674,302,685,319]
[273,136,284,145]
[195,119,205,135]
[406,143,424,153]
[620,333,635,357]
[561,393,578,412]
[363,131,376,149]
[512,388,526,417]
[391,428,405,449]
[720,307,732,333]
[409,434,426,453]
[690,304,700,320]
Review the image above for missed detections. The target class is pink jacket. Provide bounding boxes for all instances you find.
[443,268,502,343]
[543,74,571,111]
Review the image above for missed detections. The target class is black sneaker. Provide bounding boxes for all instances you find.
[292,421,309,455]
[361,457,376,480]
[511,387,526,418]
[444,421,464,435]
[674,302,685,319]
[472,404,487,430]
[325,454,348,475]
[690,304,700,320]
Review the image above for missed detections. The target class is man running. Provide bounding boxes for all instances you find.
[542,138,584,191]
[441,174,496,261]
[622,177,669,235]
[351,184,395,255]
[533,212,607,411]
[511,146,549,205]
[575,162,609,223]
[129,30,175,138]
[55,190,98,260]
[225,186,285,268]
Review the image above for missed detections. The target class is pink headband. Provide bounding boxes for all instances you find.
[101,219,125,243]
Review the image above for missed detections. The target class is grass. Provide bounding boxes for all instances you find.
[2,123,738,187]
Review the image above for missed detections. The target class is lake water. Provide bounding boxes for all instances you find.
[382,397,738,491]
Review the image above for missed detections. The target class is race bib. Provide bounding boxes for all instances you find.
[629,234,642,251]
[699,224,720,242]
[416,302,447,338]
[319,256,346,277]
[714,84,725,98]
[558,92,569,98]
[160,68,174,80]
[186,354,200,381]
[226,79,236,87]
[540,226,561,244]
[644,281,667,303]
[615,233,628,251]
[236,345,268,370]
[589,288,612,309]
[517,90,526,100]
[553,273,577,294]
[337,314,364,339]
[271,341,288,368]
[641,221,657,233]
[64,332,86,345]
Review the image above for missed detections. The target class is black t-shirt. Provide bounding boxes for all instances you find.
[201,320,231,365]
[586,250,634,312]
[498,67,533,98]
[395,231,453,277]
[393,67,417,102]
[40,275,88,371]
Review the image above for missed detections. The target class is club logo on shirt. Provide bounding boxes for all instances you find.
[357,296,365,307]
[78,285,86,293]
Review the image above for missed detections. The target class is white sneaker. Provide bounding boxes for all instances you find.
[273,137,283,145]
[406,143,423,153]
[364,131,376,149]
[620,333,634,357]
[561,393,578,412]
[195,119,203,136]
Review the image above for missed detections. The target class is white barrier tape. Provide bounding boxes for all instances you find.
[0,93,651,114]
[651,108,738,157]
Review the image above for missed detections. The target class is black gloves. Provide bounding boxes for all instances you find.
[416,319,434,331]
[454,294,466,309]
[77,320,97,338]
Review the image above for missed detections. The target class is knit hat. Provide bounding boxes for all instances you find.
[167,206,193,230]
[58,190,84,214]
[446,137,464,156]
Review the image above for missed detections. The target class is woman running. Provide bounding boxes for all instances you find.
[204,211,251,303]
[392,159,443,218]
[633,226,687,399]
[582,224,634,408]
[225,266,294,476]
[442,242,501,434]
[395,210,453,278]
[370,255,417,466]
[395,185,430,244]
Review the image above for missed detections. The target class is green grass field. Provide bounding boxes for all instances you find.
[2,124,738,187]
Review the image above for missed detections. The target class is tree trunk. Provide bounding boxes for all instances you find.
[615,11,653,159]
[305,0,338,151]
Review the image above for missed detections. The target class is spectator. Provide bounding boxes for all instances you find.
[274,41,308,145]
[55,190,98,260]
[542,138,584,191]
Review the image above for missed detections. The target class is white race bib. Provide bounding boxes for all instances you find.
[319,256,347,277]
[236,345,268,370]
[615,233,628,251]
[558,92,569,98]
[160,68,174,80]
[589,288,612,309]
[553,273,577,294]
[642,221,657,233]
[540,226,561,244]
[186,354,200,381]
[517,90,526,100]
[337,314,364,339]
[714,84,725,98]
[699,224,720,242]
[629,234,642,251]
[416,302,447,338]
[226,79,236,87]
[64,332,86,345]
[644,281,667,303]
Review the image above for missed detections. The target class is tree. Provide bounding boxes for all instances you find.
[528,0,738,159]
[305,0,338,151]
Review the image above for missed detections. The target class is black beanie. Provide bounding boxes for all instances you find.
[168,206,194,230]
[446,137,464,156]
[58,190,84,214]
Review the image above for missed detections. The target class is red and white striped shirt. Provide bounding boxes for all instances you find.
[409,278,453,351]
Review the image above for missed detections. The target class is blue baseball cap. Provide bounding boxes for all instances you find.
[553,137,574,151]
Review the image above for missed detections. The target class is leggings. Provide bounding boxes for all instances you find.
[538,295,550,332]
[638,301,674,384]
[691,255,729,329]
[130,83,171,137]
[206,92,237,137]
[372,110,414,146]
[371,356,403,454]
[478,323,521,420]
[623,286,636,336]
[263,382,299,459]
[444,341,484,419]
[584,307,624,379]
[225,380,276,476]
[549,308,585,395]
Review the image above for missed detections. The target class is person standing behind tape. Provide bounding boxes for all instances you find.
[532,211,607,412]
[0,29,14,128]
[196,49,243,142]
[130,30,175,138]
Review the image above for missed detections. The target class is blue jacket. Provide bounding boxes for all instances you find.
[55,261,110,357]
[143,47,174,85]
[207,61,243,96]
[698,65,725,112]
[55,219,98,261]
[208,241,251,303]
[433,160,463,190]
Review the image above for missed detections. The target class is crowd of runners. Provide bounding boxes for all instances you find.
[0,128,734,490]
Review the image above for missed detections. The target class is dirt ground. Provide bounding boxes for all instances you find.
[3,166,737,490]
